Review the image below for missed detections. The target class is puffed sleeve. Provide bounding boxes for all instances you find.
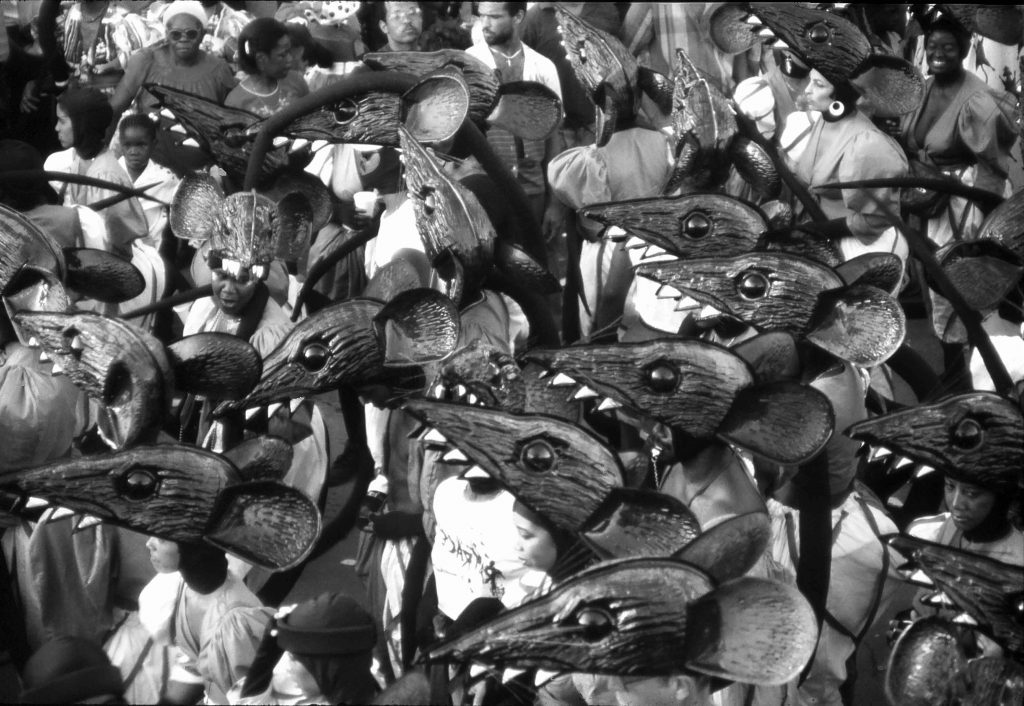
[212,58,239,104]
[111,10,158,68]
[0,344,90,471]
[117,46,155,101]
[839,129,908,243]
[546,145,612,210]
[958,90,1015,195]
[200,606,274,703]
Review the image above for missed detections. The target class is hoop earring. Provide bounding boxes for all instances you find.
[828,100,845,118]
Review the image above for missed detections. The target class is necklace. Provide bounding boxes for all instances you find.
[244,78,279,97]
[491,45,523,62]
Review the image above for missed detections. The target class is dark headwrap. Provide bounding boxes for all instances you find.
[178,541,229,595]
[276,593,379,704]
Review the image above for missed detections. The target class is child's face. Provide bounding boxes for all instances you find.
[513,510,558,572]
[120,126,154,175]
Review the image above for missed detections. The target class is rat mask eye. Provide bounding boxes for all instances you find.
[680,212,711,239]
[806,22,831,44]
[737,271,769,300]
[119,468,159,500]
[571,606,614,642]
[521,439,556,472]
[300,342,329,371]
[644,361,679,393]
[950,418,983,451]
[332,98,359,125]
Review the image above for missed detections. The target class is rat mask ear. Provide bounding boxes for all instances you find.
[63,248,145,303]
[170,172,225,244]
[851,54,925,118]
[205,481,320,571]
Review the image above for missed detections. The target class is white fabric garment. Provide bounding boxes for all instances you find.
[118,156,179,248]
[431,477,543,620]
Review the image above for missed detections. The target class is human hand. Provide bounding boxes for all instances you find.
[542,199,567,242]
[20,81,40,113]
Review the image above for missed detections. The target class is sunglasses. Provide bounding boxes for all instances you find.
[168,28,201,42]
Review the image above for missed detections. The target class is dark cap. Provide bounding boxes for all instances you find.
[275,593,377,656]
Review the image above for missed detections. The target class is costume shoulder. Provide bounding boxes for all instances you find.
[547,144,610,209]
[200,603,273,699]
[843,114,908,178]
[906,512,950,542]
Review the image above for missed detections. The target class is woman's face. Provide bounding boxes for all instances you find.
[55,104,74,148]
[944,477,997,533]
[926,30,963,78]
[167,15,204,61]
[146,537,181,574]
[210,266,258,316]
[513,510,558,572]
[258,35,294,80]
[802,69,835,113]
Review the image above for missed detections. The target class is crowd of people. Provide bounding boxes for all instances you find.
[1,2,1023,705]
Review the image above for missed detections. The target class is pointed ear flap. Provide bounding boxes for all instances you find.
[730,137,782,200]
[885,617,968,706]
[938,240,1024,311]
[62,248,145,303]
[205,481,320,571]
[263,171,332,233]
[672,512,771,583]
[403,66,471,145]
[637,66,673,114]
[764,226,842,268]
[221,436,293,483]
[489,81,562,140]
[170,172,224,243]
[494,241,561,295]
[718,381,834,464]
[731,331,801,383]
[835,252,904,293]
[275,192,313,261]
[807,284,906,366]
[581,488,700,560]
[709,3,759,54]
[941,5,1023,46]
[684,578,818,685]
[374,288,460,366]
[977,186,1024,247]
[594,85,619,148]
[852,54,925,118]
[166,332,262,400]
[363,255,430,301]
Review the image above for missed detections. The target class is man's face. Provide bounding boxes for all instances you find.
[381,2,423,48]
[120,126,154,175]
[259,35,294,80]
[478,2,520,46]
[166,15,204,61]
